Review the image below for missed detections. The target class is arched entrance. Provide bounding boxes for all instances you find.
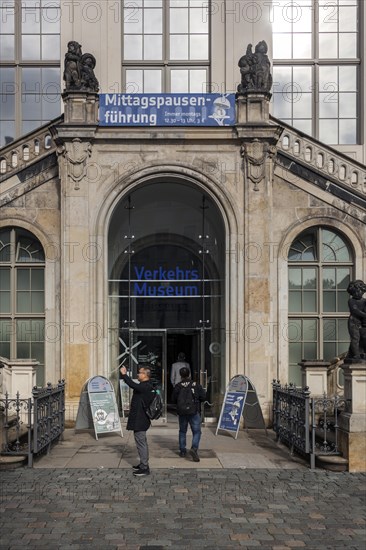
[108,179,226,420]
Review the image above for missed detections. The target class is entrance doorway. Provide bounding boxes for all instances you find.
[108,180,226,421]
[167,331,200,406]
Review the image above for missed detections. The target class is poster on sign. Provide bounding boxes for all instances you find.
[87,376,123,440]
[215,375,266,439]
[215,375,248,439]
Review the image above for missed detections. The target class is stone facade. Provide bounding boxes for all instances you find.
[1,87,365,427]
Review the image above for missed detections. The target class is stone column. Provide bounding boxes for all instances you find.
[299,360,330,396]
[51,91,98,415]
[235,92,283,420]
[339,361,366,472]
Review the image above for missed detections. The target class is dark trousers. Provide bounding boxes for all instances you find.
[134,431,149,469]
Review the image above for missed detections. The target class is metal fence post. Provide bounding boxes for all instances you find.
[272,379,280,438]
[27,397,33,468]
[288,383,295,455]
[310,396,316,469]
[303,386,311,455]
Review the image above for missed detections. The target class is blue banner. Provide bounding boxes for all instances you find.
[99,93,236,127]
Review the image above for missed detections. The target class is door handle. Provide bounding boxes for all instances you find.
[200,370,207,389]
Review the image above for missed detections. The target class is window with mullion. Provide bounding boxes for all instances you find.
[123,0,210,93]
[272,0,360,145]
[0,227,45,384]
[0,0,61,146]
[288,227,352,385]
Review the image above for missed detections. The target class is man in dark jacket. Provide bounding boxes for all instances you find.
[172,367,206,462]
[120,365,154,477]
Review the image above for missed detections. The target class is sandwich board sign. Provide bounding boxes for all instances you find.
[75,376,123,440]
[216,375,265,439]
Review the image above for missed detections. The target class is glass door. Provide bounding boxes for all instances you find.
[120,329,167,420]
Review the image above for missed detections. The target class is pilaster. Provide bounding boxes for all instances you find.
[339,361,366,472]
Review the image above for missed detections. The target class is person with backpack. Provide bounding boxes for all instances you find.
[172,366,206,462]
[170,352,191,387]
[119,365,155,477]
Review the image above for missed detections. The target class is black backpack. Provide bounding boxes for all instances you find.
[144,389,163,420]
[176,382,197,416]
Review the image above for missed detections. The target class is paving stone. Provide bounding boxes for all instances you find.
[1,466,365,549]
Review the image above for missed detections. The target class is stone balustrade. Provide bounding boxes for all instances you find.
[0,118,62,181]
[273,116,366,197]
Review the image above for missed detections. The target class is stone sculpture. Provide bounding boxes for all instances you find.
[63,41,99,93]
[346,279,366,361]
[237,40,272,94]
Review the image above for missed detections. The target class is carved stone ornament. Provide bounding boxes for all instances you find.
[63,41,99,93]
[345,280,366,362]
[57,139,92,190]
[240,140,277,191]
[237,40,273,94]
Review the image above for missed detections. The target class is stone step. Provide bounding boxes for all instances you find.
[0,455,27,470]
[315,454,349,472]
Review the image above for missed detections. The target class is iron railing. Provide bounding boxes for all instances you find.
[272,380,345,469]
[0,380,65,467]
[310,393,346,469]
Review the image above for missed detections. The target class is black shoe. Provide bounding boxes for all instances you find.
[132,464,141,471]
[190,448,200,462]
[179,450,186,457]
[133,467,150,477]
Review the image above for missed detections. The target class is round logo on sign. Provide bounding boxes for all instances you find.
[209,342,221,355]
[94,408,107,424]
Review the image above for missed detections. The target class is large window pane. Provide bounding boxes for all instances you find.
[22,35,41,59]
[293,34,311,58]
[0,35,14,60]
[170,8,188,32]
[339,119,356,144]
[144,70,162,93]
[144,8,162,33]
[144,35,162,60]
[319,119,338,143]
[31,291,44,312]
[273,34,292,59]
[41,35,60,59]
[189,70,207,93]
[126,69,143,93]
[124,35,143,60]
[190,8,208,33]
[339,34,357,57]
[190,35,208,60]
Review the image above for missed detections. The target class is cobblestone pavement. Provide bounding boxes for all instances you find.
[1,468,365,550]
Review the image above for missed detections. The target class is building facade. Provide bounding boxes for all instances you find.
[0,1,365,422]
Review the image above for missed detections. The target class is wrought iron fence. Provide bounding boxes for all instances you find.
[0,380,65,467]
[272,380,345,469]
[310,393,346,469]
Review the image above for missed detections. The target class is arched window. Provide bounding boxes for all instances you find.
[0,227,45,385]
[288,227,353,385]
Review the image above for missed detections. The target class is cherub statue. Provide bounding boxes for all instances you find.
[346,280,366,360]
[63,41,82,89]
[254,41,272,92]
[80,53,99,92]
[237,43,255,93]
[63,42,99,92]
[237,40,272,94]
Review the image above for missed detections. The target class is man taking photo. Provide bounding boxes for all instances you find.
[120,365,154,477]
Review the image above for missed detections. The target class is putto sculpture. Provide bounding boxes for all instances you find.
[237,40,272,94]
[346,279,366,361]
[63,41,99,93]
